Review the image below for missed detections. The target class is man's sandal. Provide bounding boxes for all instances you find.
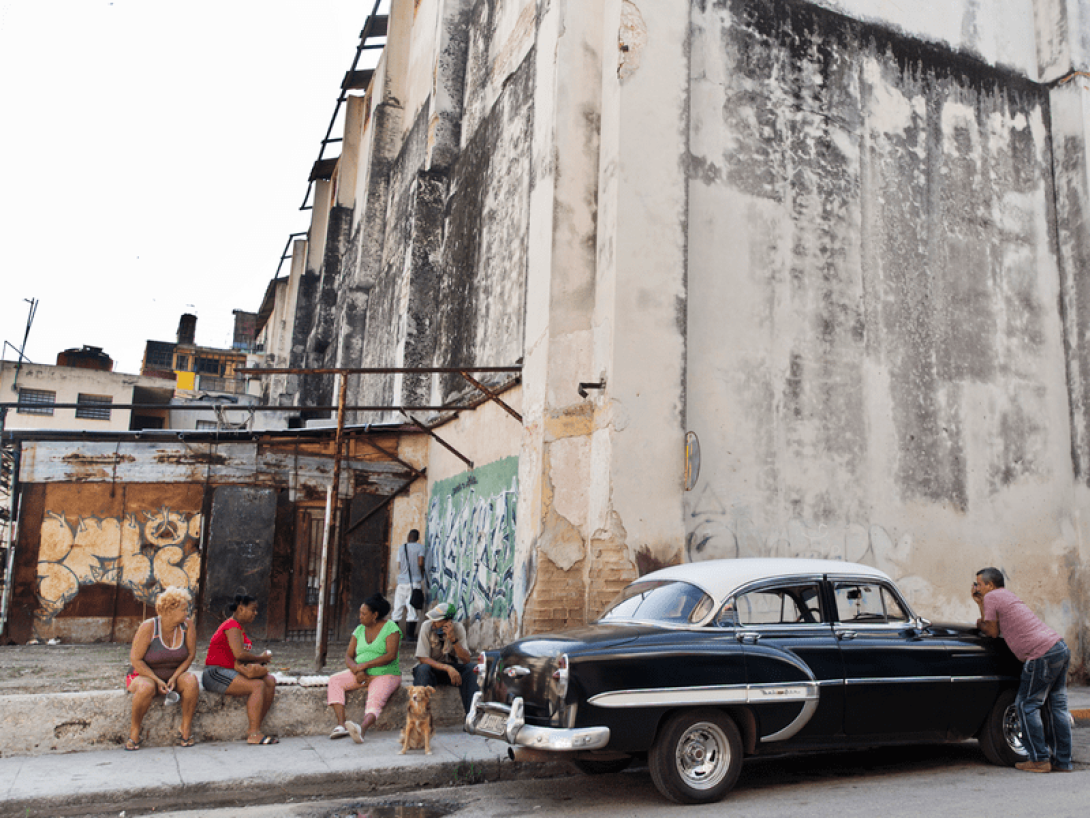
[179,734,196,747]
[124,738,142,751]
[247,733,279,745]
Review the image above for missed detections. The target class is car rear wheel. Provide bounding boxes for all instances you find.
[571,756,633,775]
[649,709,742,804]
[979,689,1029,766]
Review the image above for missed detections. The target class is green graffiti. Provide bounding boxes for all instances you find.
[426,457,518,623]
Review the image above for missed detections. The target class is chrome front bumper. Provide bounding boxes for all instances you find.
[465,693,610,751]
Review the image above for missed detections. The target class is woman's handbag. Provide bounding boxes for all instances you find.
[234,660,268,680]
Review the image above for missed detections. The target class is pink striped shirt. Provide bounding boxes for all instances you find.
[982,588,1060,661]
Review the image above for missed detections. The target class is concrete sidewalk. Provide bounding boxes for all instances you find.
[3,689,1089,818]
[0,726,568,818]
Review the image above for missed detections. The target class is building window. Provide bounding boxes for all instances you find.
[145,346,174,369]
[75,394,112,420]
[175,354,191,372]
[196,357,224,375]
[17,388,55,415]
[196,420,219,430]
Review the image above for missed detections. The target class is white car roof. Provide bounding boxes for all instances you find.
[637,558,893,601]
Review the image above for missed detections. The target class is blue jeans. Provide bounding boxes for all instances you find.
[1015,639,1072,768]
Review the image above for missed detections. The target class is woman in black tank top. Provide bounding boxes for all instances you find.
[125,586,198,750]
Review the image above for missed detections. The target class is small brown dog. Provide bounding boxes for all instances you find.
[399,685,435,755]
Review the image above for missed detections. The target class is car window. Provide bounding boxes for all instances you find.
[724,583,823,626]
[600,580,713,625]
[833,581,909,623]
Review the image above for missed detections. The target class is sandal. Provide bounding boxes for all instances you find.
[124,738,142,751]
[179,734,196,748]
[345,721,363,744]
[247,733,279,745]
[330,724,349,739]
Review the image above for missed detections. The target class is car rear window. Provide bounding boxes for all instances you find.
[600,580,713,625]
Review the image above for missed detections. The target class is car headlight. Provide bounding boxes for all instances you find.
[551,653,569,698]
[475,651,488,688]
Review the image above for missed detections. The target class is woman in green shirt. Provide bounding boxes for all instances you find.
[326,593,402,742]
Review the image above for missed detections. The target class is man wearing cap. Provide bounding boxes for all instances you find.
[413,602,478,714]
[973,567,1073,773]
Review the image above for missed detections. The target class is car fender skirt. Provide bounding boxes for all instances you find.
[588,681,820,743]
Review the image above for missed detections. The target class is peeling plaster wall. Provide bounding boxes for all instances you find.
[805,0,1039,77]
[686,0,1089,660]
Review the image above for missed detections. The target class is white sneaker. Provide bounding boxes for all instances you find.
[345,720,363,744]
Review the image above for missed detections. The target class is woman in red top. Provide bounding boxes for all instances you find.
[202,595,278,744]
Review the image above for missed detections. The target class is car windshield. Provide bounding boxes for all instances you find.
[599,580,713,625]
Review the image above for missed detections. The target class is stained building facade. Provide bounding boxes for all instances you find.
[268,0,1090,667]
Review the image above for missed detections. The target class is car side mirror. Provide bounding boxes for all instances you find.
[913,616,932,632]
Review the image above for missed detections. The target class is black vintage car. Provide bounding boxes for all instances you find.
[465,558,1027,804]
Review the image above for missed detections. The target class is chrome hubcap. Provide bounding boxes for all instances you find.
[675,722,729,790]
[1003,704,1028,756]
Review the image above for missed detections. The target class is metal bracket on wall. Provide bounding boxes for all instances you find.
[458,370,522,423]
[399,410,473,470]
[577,381,605,399]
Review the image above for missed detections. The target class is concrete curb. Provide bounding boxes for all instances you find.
[0,681,465,756]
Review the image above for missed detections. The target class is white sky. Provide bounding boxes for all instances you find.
[0,0,388,375]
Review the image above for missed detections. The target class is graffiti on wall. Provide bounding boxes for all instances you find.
[35,506,202,632]
[426,457,518,622]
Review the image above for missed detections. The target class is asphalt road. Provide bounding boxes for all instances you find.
[101,742,1089,818]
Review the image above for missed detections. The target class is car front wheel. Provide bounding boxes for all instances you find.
[978,689,1029,766]
[649,709,743,804]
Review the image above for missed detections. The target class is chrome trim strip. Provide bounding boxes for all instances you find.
[588,681,819,709]
[588,684,749,708]
[762,697,819,742]
[845,676,950,685]
[951,675,1006,683]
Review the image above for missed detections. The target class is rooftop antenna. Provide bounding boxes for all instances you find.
[4,298,38,393]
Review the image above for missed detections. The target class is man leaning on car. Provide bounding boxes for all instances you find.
[972,567,1074,773]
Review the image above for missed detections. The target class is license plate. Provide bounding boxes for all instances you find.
[476,711,507,736]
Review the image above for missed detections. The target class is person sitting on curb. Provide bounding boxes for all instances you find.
[412,601,477,715]
[124,586,199,750]
[201,595,278,745]
[326,592,402,743]
[973,567,1074,773]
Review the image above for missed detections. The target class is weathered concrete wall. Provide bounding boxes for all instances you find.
[0,362,168,432]
[685,0,1088,659]
[272,0,1090,657]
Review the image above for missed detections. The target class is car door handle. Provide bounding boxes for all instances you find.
[835,630,857,641]
[504,666,532,677]
[737,631,761,644]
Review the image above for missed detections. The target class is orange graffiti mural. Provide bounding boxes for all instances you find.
[34,506,202,637]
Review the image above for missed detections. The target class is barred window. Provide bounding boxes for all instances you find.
[17,389,55,415]
[75,394,112,420]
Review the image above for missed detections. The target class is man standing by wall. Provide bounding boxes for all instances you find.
[973,567,1073,773]
[391,529,425,641]
[412,601,478,715]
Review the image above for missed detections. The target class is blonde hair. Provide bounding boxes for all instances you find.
[155,586,192,617]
